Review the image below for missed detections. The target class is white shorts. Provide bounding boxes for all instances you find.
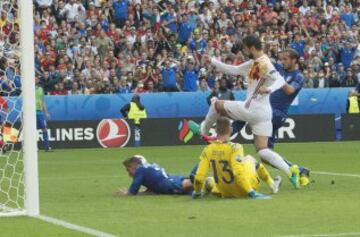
[223,100,272,137]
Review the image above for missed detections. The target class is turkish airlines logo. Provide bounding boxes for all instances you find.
[96,119,131,148]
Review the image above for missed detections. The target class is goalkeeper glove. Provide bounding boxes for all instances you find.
[248,190,271,200]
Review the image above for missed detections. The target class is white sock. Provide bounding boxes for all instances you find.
[258,148,290,176]
[201,101,220,134]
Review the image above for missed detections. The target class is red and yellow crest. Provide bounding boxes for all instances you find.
[248,61,268,80]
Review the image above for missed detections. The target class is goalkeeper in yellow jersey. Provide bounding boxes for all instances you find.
[192,117,282,199]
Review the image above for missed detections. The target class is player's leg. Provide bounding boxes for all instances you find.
[168,176,193,194]
[243,155,281,194]
[189,163,198,184]
[271,111,311,186]
[188,163,219,195]
[201,98,223,134]
[37,112,51,151]
[231,120,246,136]
[201,100,248,135]
[252,122,300,188]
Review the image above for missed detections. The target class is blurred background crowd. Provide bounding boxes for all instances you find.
[1,0,360,95]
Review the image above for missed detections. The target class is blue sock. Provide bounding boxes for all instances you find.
[283,159,305,174]
[43,129,50,150]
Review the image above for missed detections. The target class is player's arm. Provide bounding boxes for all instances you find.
[127,171,145,195]
[281,83,297,95]
[193,147,210,196]
[259,69,286,94]
[282,74,304,95]
[114,187,152,197]
[207,56,252,77]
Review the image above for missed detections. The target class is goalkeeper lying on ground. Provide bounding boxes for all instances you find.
[192,117,282,199]
[116,155,194,196]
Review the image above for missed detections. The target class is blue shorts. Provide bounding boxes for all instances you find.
[168,175,187,194]
[36,111,47,129]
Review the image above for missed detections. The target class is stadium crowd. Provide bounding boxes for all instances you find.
[1,0,360,95]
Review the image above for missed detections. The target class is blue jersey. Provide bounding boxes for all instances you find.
[129,163,187,195]
[270,65,304,113]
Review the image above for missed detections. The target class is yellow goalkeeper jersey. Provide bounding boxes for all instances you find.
[194,141,260,198]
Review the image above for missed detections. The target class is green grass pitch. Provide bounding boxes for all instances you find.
[0,141,360,237]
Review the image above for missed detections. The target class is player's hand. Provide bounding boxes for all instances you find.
[114,188,128,197]
[248,190,271,200]
[258,86,270,95]
[191,191,204,199]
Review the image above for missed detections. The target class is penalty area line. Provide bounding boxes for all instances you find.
[313,171,360,178]
[35,215,118,237]
[280,232,360,237]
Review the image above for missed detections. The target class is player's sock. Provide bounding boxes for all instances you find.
[43,130,50,150]
[256,163,274,187]
[201,100,220,134]
[258,148,291,176]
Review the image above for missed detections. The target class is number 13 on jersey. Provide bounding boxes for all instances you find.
[210,160,235,184]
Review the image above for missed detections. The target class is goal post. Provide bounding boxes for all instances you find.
[20,0,40,216]
[0,0,39,217]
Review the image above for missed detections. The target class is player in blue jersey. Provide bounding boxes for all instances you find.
[231,48,310,186]
[117,155,193,195]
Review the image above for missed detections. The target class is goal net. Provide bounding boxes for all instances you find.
[0,0,39,216]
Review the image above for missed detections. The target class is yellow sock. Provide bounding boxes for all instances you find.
[257,163,274,187]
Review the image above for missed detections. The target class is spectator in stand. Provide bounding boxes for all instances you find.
[342,68,358,87]
[339,41,357,69]
[181,55,199,92]
[3,0,360,97]
[329,71,341,88]
[112,0,129,28]
[188,29,207,55]
[206,78,235,105]
[177,14,193,45]
[198,77,209,92]
[158,57,179,92]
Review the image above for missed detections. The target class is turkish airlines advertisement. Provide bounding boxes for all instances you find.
[37,115,335,149]
[37,119,133,149]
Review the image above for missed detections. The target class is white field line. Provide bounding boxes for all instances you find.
[280,171,360,237]
[312,171,360,178]
[40,175,120,180]
[36,215,118,237]
[280,232,360,237]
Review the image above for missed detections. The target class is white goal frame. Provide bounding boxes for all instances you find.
[0,0,40,217]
